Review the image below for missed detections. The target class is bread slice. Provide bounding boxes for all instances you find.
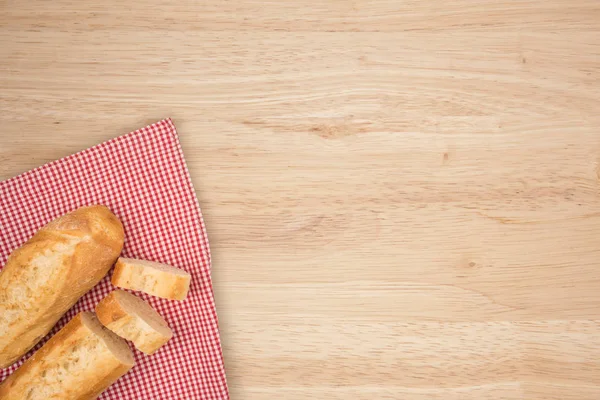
[0,311,134,400]
[111,257,191,300]
[0,205,125,369]
[96,290,173,355]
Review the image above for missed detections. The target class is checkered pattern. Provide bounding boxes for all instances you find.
[0,119,229,399]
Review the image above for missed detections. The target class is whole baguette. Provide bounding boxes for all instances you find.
[0,311,134,400]
[0,205,125,368]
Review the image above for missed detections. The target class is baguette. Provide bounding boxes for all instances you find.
[0,205,125,368]
[96,290,173,355]
[0,311,134,400]
[111,258,191,300]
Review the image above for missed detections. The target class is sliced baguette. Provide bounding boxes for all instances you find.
[96,290,173,355]
[111,258,191,300]
[0,311,134,400]
[0,205,125,369]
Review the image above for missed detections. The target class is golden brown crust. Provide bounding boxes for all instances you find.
[111,258,191,301]
[171,278,190,301]
[95,290,173,355]
[0,312,133,400]
[110,259,127,289]
[0,205,125,368]
[96,291,129,326]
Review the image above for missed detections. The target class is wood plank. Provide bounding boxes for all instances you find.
[1,1,599,398]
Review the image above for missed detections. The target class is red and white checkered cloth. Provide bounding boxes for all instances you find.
[0,119,229,399]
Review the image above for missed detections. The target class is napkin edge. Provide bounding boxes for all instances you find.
[0,118,175,188]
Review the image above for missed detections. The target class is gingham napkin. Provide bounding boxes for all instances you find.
[0,119,229,399]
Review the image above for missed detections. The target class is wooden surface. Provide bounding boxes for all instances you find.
[1,1,600,399]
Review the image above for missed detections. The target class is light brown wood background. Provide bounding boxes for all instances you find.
[1,1,600,399]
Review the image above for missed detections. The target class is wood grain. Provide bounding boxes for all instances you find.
[1,1,599,398]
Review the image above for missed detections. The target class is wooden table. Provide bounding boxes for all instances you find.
[1,1,599,399]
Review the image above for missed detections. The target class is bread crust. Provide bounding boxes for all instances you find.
[0,312,134,400]
[0,205,125,368]
[96,290,173,355]
[111,258,191,301]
